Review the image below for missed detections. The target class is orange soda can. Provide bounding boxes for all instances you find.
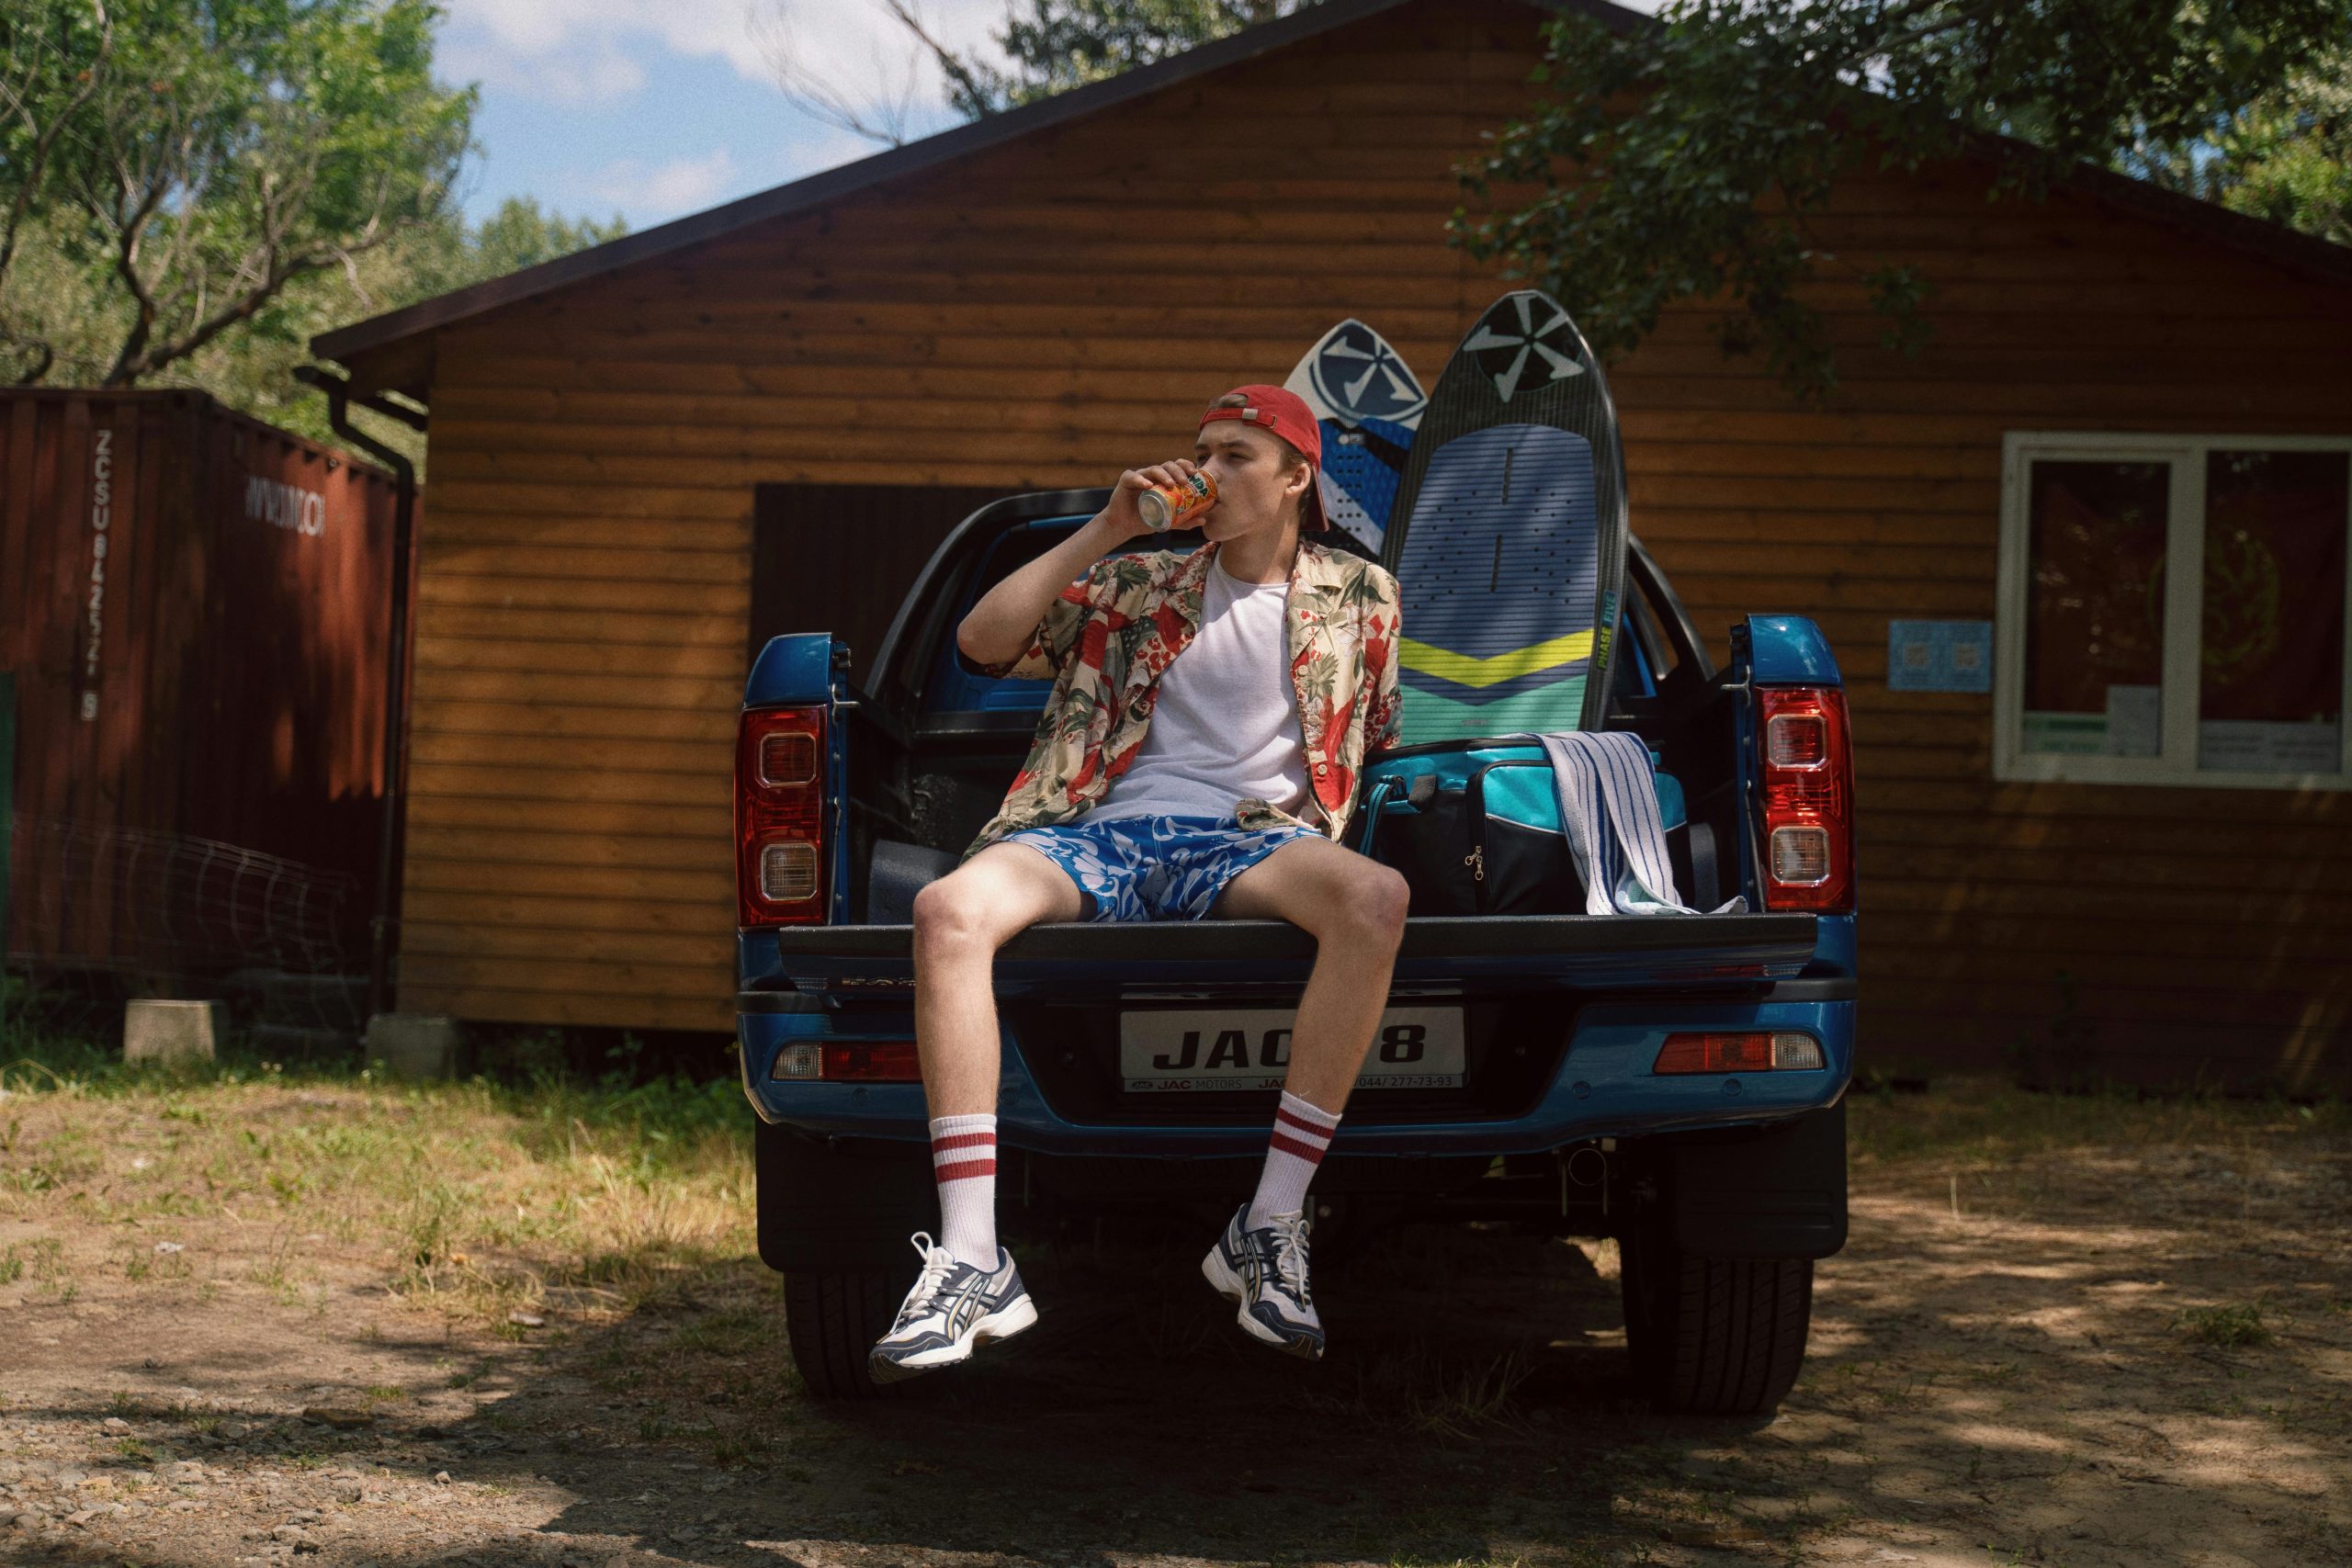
[1136,469,1216,532]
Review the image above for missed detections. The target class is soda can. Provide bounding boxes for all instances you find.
[1136,469,1216,532]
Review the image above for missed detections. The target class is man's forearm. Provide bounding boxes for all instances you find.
[955,511,1125,667]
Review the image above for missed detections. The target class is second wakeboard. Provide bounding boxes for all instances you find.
[1283,317,1426,556]
[1376,290,1629,743]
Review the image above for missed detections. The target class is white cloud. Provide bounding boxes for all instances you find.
[585,146,742,220]
[443,0,773,84]
[436,0,1008,113]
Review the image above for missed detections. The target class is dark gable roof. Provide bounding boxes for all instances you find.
[314,0,1628,369]
[314,0,2352,377]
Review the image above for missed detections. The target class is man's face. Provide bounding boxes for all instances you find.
[1193,419,1312,542]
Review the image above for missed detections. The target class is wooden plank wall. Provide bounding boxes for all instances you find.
[391,0,2352,1089]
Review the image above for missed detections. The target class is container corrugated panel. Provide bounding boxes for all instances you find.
[0,389,404,973]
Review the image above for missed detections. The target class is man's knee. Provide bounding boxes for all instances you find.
[1306,858,1408,945]
[1353,862,1411,942]
[911,872,1001,954]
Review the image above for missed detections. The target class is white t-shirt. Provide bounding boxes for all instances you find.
[1086,552,1314,824]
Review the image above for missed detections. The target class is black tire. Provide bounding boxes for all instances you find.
[1619,1208,1814,1415]
[758,1121,933,1401]
[783,1259,922,1401]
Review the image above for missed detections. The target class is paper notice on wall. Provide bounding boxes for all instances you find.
[2197,720,2344,774]
[2102,685,2163,758]
[1887,619,1994,694]
[2021,711,2105,754]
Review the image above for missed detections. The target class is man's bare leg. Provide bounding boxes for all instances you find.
[910,840,1085,1117]
[869,841,1083,1382]
[1196,834,1410,1359]
[1209,834,1411,1109]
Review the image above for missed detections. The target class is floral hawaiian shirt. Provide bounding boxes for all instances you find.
[958,535,1404,863]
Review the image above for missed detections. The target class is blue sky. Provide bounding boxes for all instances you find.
[435,0,1012,231]
[436,1,1667,234]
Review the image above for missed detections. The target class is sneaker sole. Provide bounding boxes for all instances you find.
[867,1293,1039,1384]
[1201,1244,1322,1359]
[1200,1243,1246,1304]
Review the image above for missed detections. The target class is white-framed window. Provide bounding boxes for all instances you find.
[1995,433,2352,791]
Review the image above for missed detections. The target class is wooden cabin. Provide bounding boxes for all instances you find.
[312,0,2352,1090]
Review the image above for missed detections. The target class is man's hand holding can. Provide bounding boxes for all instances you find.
[1104,459,1216,539]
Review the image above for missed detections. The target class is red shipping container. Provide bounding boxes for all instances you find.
[1,388,409,976]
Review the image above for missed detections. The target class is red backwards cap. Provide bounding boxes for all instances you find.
[1200,383,1329,531]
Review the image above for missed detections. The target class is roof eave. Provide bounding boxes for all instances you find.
[312,0,1432,367]
[315,0,2348,387]
[2052,153,2352,290]
[313,0,1651,376]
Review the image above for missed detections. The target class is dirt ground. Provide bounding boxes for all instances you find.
[1,1069,2346,1568]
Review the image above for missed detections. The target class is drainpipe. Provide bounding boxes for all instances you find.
[294,366,424,1023]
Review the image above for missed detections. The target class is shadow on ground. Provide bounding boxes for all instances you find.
[7,1122,2350,1566]
[6,1216,1746,1566]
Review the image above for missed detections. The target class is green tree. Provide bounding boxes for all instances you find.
[948,0,1301,116]
[1452,1,2352,398]
[0,0,473,389]
[2143,43,2351,245]
[183,197,628,457]
[0,2,114,379]
[390,196,630,307]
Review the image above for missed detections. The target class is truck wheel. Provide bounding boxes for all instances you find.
[1619,1212,1814,1415]
[758,1122,933,1400]
[783,1260,921,1401]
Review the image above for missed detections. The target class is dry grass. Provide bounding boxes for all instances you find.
[1846,1075,2345,1169]
[3,1029,2346,1566]
[4,1030,2340,1338]
[0,1034,753,1328]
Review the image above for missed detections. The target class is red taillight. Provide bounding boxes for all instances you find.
[1654,1032,1825,1074]
[1757,685,1854,913]
[769,1041,922,1081]
[736,706,828,928]
[827,1043,921,1081]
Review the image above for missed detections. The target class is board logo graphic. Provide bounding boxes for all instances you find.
[1463,293,1586,402]
[1306,320,1427,426]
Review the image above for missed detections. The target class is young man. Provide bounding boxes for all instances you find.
[869,384,1410,1381]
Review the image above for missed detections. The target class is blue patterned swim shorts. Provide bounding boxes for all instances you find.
[1001,812,1321,922]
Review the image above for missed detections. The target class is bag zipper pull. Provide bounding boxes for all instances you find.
[1465,844,1484,882]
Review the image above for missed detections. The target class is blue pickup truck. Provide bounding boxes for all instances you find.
[734,489,1856,1411]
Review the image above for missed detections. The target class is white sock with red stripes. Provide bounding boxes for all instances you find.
[930,1113,1000,1268]
[1248,1091,1341,1229]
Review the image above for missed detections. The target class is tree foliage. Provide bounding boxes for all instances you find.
[0,0,472,389]
[1452,1,2352,398]
[927,0,1301,118]
[2140,40,2352,246]
[0,3,624,468]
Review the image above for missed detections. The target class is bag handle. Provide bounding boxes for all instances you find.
[1355,774,1398,855]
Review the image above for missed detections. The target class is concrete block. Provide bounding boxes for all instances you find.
[363,1013,461,1079]
[123,1000,221,1063]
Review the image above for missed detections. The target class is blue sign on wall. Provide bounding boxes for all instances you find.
[1887,619,1993,694]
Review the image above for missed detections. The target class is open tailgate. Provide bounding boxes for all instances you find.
[770,912,1818,1001]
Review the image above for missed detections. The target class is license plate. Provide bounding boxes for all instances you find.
[1117,1007,1465,1093]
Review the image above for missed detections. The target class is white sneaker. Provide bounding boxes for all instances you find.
[1202,1204,1324,1360]
[867,1232,1037,1383]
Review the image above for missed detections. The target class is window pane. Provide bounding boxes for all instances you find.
[2199,449,2349,773]
[2021,460,2169,757]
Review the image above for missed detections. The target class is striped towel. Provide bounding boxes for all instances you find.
[1517,731,1747,916]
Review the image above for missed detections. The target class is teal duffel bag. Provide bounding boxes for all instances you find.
[1356,742,1689,917]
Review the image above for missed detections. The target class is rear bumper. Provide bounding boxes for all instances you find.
[738,976,1854,1160]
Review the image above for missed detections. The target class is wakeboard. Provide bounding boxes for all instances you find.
[1376,290,1629,743]
[1283,317,1426,556]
